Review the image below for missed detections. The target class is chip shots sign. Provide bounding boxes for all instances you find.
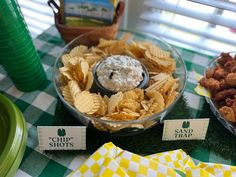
[37,126,86,150]
[162,119,210,140]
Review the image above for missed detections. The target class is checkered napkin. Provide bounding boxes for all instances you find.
[67,142,236,177]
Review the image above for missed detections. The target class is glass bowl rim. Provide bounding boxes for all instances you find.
[53,28,187,125]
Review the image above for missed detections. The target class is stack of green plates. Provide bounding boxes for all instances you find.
[0,94,27,177]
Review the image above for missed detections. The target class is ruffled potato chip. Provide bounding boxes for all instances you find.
[69,45,88,57]
[68,80,81,101]
[74,91,100,114]
[62,86,74,105]
[85,71,94,91]
[108,92,123,114]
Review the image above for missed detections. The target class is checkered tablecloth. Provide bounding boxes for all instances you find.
[0,26,235,177]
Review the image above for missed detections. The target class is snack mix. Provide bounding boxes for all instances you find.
[59,35,179,132]
[200,52,236,127]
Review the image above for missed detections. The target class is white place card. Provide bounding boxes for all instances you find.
[162,119,209,140]
[38,126,86,150]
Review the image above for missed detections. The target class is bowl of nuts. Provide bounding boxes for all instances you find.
[200,52,236,136]
[53,29,187,135]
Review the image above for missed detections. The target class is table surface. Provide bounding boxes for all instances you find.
[0,26,235,177]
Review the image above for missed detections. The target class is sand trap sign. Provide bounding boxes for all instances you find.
[162,119,209,140]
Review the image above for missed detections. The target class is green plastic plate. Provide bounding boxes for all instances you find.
[0,94,27,177]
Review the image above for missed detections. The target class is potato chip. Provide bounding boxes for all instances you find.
[149,45,171,59]
[90,47,107,56]
[145,75,169,92]
[100,117,126,132]
[107,111,139,120]
[62,86,74,105]
[98,39,116,48]
[59,66,74,81]
[84,54,102,67]
[165,91,178,108]
[117,99,141,112]
[149,71,160,75]
[61,54,71,66]
[121,33,131,42]
[87,94,101,114]
[69,45,88,57]
[160,77,177,95]
[141,100,150,111]
[80,60,89,83]
[129,124,144,129]
[68,80,81,101]
[123,88,144,102]
[95,94,107,116]
[91,121,108,131]
[148,102,164,114]
[74,91,99,114]
[72,64,84,83]
[123,89,139,101]
[106,41,126,55]
[103,95,109,105]
[126,45,144,58]
[85,71,94,91]
[146,91,165,113]
[151,73,170,81]
[67,56,82,65]
[108,92,123,114]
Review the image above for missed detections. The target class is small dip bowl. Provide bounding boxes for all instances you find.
[92,55,150,96]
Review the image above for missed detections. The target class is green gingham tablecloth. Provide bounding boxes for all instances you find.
[0,26,235,177]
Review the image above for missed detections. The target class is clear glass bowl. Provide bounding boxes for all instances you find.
[53,29,187,136]
[205,52,236,136]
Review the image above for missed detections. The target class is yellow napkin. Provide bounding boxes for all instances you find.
[68,142,236,177]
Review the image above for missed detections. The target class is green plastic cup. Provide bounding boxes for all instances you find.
[7,65,47,92]
[0,44,35,59]
[0,35,32,50]
[0,30,29,43]
[0,1,25,25]
[0,0,11,6]
[1,51,38,66]
[12,72,47,92]
[5,58,43,73]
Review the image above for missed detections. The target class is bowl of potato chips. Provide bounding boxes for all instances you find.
[53,29,187,135]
